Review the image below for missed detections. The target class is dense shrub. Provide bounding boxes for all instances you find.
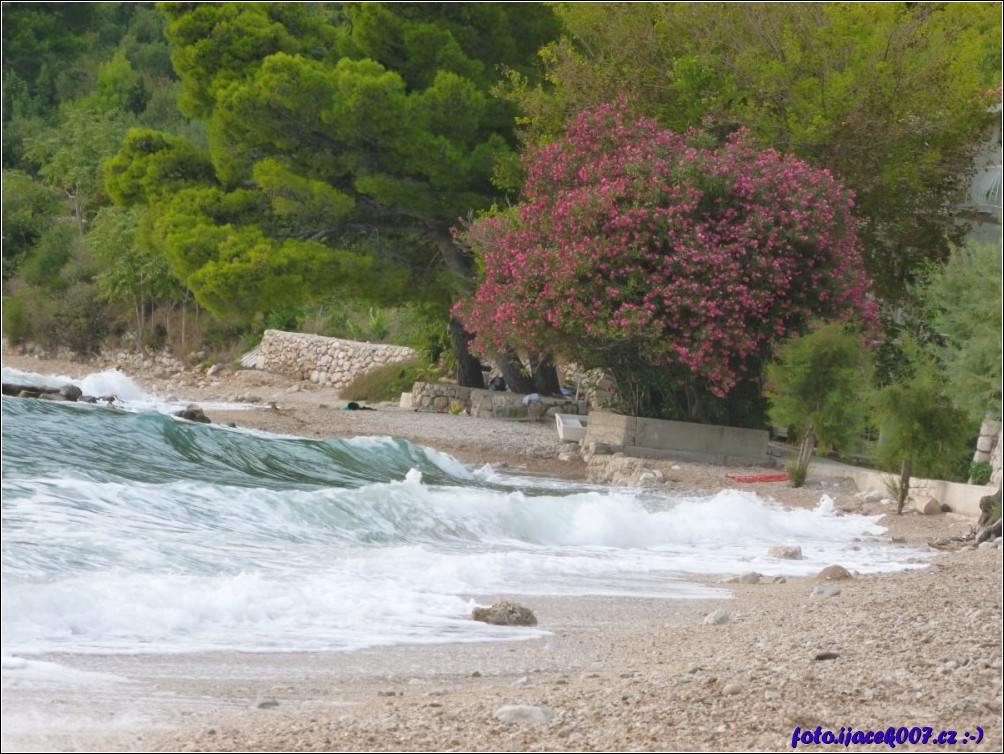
[458,101,875,420]
[339,358,439,403]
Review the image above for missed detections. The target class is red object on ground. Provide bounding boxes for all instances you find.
[725,473,791,483]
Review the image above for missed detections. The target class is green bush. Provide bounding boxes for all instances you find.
[786,459,809,488]
[1,281,109,354]
[970,460,992,486]
[1,292,32,345]
[871,345,974,482]
[339,358,439,403]
[765,322,872,456]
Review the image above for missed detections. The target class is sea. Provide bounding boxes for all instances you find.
[1,365,927,661]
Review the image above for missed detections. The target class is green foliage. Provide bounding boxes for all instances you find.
[918,237,1003,423]
[88,206,174,300]
[786,460,809,489]
[104,129,215,206]
[186,231,368,317]
[161,2,338,120]
[338,358,439,403]
[87,205,181,345]
[141,1,560,326]
[2,278,110,355]
[259,308,304,334]
[1,291,33,346]
[84,49,148,114]
[20,224,76,290]
[23,102,136,230]
[1,169,63,279]
[883,474,908,506]
[765,323,873,455]
[870,343,975,481]
[970,460,992,486]
[505,3,1001,301]
[253,158,355,230]
[1,3,102,118]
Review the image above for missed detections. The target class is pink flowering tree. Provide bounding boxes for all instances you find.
[456,102,876,423]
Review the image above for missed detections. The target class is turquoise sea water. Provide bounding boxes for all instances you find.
[1,367,923,657]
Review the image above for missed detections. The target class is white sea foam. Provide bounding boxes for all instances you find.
[1,365,253,414]
[1,466,926,656]
[2,367,930,657]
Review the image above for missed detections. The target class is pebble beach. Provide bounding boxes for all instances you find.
[1,352,1001,752]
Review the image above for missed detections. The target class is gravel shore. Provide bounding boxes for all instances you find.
[2,353,1001,752]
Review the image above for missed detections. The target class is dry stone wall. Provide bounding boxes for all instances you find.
[257,330,415,389]
[410,381,585,419]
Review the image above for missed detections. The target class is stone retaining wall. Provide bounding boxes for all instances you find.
[257,329,415,389]
[410,381,586,419]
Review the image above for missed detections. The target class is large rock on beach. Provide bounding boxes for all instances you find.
[59,384,83,401]
[768,545,803,560]
[471,600,537,626]
[176,404,211,423]
[816,565,853,581]
[3,383,60,399]
[704,608,731,625]
[914,495,943,515]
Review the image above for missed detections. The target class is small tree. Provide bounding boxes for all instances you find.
[919,236,1003,424]
[457,102,875,422]
[871,342,974,513]
[87,206,180,350]
[765,323,872,486]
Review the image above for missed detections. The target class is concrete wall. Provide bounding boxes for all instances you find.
[809,458,992,518]
[583,411,772,466]
[257,330,415,389]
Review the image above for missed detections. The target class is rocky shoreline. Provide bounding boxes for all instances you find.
[1,351,1001,752]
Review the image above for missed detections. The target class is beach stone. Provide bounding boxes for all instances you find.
[638,470,663,485]
[726,572,761,584]
[176,404,211,423]
[914,495,942,515]
[252,696,279,709]
[765,689,781,700]
[557,445,580,462]
[703,609,730,625]
[816,565,853,581]
[722,682,743,695]
[58,384,82,401]
[494,704,554,726]
[811,584,842,599]
[512,676,530,687]
[768,545,803,560]
[857,489,885,503]
[471,600,537,626]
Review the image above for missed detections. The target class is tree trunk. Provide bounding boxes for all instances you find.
[449,318,485,389]
[134,298,146,354]
[430,229,485,389]
[798,430,816,470]
[495,350,535,394]
[896,456,912,515]
[977,487,1002,528]
[975,517,1002,544]
[529,353,562,396]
